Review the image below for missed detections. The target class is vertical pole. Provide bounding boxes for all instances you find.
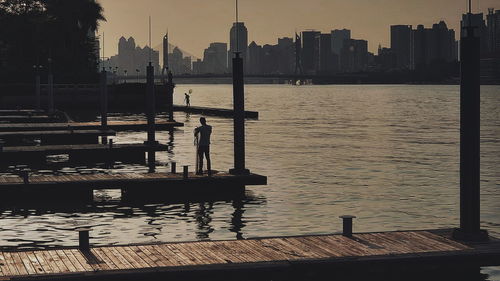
[78,228,90,251]
[35,68,41,110]
[146,63,157,173]
[453,14,488,241]
[47,59,54,114]
[166,75,174,122]
[229,53,249,175]
[100,68,108,144]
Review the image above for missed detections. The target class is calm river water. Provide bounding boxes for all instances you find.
[1,84,499,279]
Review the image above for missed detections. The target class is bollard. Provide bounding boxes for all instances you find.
[171,162,177,174]
[77,228,91,251]
[339,215,356,237]
[183,165,189,179]
[109,139,113,149]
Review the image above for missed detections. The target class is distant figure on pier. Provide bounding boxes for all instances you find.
[184,93,191,108]
[194,117,212,176]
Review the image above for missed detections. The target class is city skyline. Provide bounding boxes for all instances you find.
[98,0,498,58]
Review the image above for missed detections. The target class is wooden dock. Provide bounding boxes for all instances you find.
[0,229,497,280]
[0,110,45,116]
[0,115,62,123]
[173,105,259,119]
[0,121,183,132]
[0,129,116,145]
[0,143,169,165]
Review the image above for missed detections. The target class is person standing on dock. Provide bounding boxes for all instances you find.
[194,117,212,176]
[184,93,191,108]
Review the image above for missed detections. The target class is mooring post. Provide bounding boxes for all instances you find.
[77,228,90,251]
[229,52,250,175]
[100,68,108,144]
[21,170,29,185]
[453,12,488,241]
[145,62,157,173]
[171,162,177,174]
[34,66,41,110]
[183,165,189,179]
[166,72,175,122]
[339,215,356,237]
[47,58,54,114]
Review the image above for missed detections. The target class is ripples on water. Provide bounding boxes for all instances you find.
[0,85,499,280]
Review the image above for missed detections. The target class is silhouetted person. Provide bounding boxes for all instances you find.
[194,117,212,175]
[184,93,191,107]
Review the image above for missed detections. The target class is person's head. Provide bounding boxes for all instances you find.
[200,117,207,125]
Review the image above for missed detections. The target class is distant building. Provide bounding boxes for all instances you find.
[301,31,320,74]
[375,45,397,70]
[203,42,228,74]
[391,25,413,69]
[163,32,169,71]
[276,37,295,74]
[113,36,160,75]
[340,39,368,72]
[168,47,191,74]
[229,22,248,70]
[247,41,263,74]
[192,59,203,74]
[461,13,489,57]
[486,8,500,55]
[318,33,335,74]
[413,21,457,69]
[331,29,351,70]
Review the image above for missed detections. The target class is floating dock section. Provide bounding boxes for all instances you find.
[0,121,183,132]
[0,229,497,280]
[173,105,259,119]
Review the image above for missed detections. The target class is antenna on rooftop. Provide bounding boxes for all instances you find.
[235,0,240,55]
[149,16,152,63]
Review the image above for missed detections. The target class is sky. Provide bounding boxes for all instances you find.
[98,0,498,59]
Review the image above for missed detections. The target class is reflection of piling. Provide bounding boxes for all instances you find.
[47,60,54,114]
[229,53,249,175]
[453,13,488,241]
[146,63,157,173]
[100,69,108,144]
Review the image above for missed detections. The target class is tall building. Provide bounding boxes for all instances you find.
[487,8,500,55]
[276,37,295,74]
[340,39,368,72]
[318,33,334,74]
[294,33,304,75]
[114,36,160,75]
[247,41,262,74]
[203,42,228,74]
[331,29,350,71]
[168,47,191,74]
[163,32,169,71]
[461,13,489,56]
[229,22,248,70]
[391,25,413,69]
[301,30,320,74]
[412,21,457,69]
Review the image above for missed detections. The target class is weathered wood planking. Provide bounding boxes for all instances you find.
[0,121,183,132]
[0,230,498,280]
[173,105,259,119]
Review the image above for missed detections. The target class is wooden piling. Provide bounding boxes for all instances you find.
[146,63,157,173]
[100,69,108,144]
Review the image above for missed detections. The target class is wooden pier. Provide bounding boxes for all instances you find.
[0,109,45,116]
[0,129,115,145]
[0,115,62,123]
[173,105,259,119]
[0,143,169,165]
[0,229,497,280]
[0,120,183,132]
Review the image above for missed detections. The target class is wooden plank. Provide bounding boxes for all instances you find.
[38,250,62,274]
[46,249,71,273]
[151,244,188,266]
[61,249,87,272]
[128,246,158,268]
[137,246,172,267]
[32,251,54,275]
[2,253,20,276]
[91,248,119,271]
[106,247,135,269]
[16,252,37,275]
[54,250,78,273]
[115,246,147,269]
[25,251,45,275]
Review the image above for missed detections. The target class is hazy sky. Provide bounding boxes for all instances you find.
[98,0,498,58]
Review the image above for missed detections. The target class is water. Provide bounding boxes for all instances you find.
[0,84,499,279]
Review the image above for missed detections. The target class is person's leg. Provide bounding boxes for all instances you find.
[205,146,211,175]
[197,148,204,174]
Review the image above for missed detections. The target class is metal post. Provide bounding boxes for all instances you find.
[229,53,249,175]
[78,228,90,251]
[166,72,175,122]
[453,15,488,241]
[183,165,189,179]
[171,162,177,174]
[100,68,108,144]
[339,215,356,237]
[145,63,157,173]
[47,59,54,114]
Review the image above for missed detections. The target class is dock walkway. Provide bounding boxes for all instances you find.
[0,229,498,280]
[0,121,183,132]
[173,105,259,119]
[0,129,115,145]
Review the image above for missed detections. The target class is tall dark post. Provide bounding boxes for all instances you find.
[229,53,249,175]
[453,12,488,241]
[166,71,175,122]
[47,58,54,114]
[34,66,41,110]
[100,68,108,144]
[145,63,157,173]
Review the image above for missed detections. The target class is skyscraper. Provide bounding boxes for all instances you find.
[486,8,500,55]
[203,42,228,74]
[391,25,412,69]
[163,32,169,71]
[331,29,350,71]
[229,22,248,70]
[301,30,320,74]
[318,33,334,74]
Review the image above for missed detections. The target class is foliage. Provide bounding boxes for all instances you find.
[0,0,106,83]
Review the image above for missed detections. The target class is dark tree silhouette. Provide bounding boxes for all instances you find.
[0,0,106,83]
